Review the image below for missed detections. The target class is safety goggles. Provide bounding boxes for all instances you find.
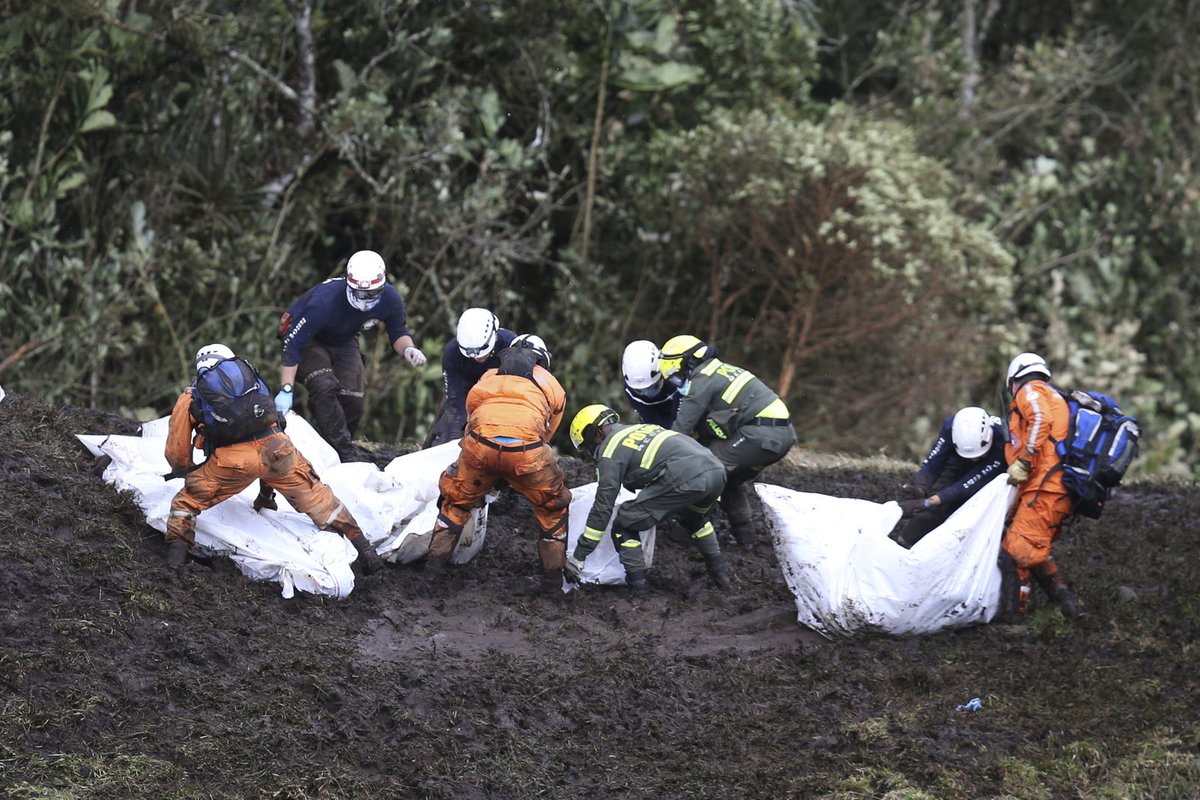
[349,285,384,302]
[458,342,494,359]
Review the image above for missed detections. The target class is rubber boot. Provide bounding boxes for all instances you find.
[1050,581,1082,617]
[348,533,384,576]
[721,484,757,548]
[704,553,731,591]
[425,524,461,575]
[540,570,564,597]
[997,552,1020,623]
[625,568,649,594]
[1032,559,1082,617]
[166,539,189,572]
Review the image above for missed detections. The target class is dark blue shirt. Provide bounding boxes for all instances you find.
[281,278,411,367]
[914,415,1007,508]
[624,382,681,428]
[440,328,517,419]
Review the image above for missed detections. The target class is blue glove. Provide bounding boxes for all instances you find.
[274,387,293,417]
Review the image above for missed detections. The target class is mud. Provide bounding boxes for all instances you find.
[1,391,1198,798]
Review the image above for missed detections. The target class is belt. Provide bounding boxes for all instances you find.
[747,417,792,427]
[248,425,282,441]
[469,431,544,452]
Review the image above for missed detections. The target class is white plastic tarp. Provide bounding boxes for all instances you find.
[77,415,486,599]
[565,482,656,588]
[759,475,1014,638]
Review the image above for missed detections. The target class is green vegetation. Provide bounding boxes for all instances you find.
[1,1,1198,475]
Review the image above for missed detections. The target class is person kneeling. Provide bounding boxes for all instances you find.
[565,404,731,593]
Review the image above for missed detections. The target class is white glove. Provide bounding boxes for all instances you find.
[403,346,427,367]
[564,556,586,584]
[1007,459,1031,485]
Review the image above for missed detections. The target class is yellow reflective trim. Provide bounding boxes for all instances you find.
[699,359,721,376]
[639,429,678,469]
[620,540,642,549]
[691,521,715,540]
[722,370,754,404]
[756,398,790,419]
[583,528,605,541]
[600,434,623,459]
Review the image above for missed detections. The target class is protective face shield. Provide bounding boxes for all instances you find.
[345,250,387,311]
[457,308,500,360]
[512,333,551,370]
[195,343,234,372]
[570,404,620,457]
[659,334,709,387]
[951,406,996,459]
[1006,352,1051,393]
[622,340,663,395]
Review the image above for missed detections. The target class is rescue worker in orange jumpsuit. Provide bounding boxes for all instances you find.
[1002,352,1082,618]
[164,343,384,576]
[425,334,572,594]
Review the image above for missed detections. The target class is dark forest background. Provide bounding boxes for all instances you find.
[2,0,1198,476]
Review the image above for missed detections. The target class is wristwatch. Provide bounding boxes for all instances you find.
[281,383,293,393]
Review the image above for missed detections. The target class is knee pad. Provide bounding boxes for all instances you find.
[304,369,340,399]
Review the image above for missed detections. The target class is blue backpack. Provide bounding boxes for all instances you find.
[190,357,278,450]
[1052,388,1140,519]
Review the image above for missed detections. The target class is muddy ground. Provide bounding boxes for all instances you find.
[1,391,1198,799]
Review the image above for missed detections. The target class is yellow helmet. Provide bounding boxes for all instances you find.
[570,404,620,454]
[659,334,712,385]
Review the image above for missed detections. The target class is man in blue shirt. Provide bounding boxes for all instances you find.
[274,250,426,462]
[621,340,680,428]
[423,307,517,448]
[890,406,1007,548]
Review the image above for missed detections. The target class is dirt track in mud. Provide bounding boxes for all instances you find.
[2,392,1199,799]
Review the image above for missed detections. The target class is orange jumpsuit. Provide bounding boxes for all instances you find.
[1003,379,1072,581]
[165,389,365,548]
[431,365,571,574]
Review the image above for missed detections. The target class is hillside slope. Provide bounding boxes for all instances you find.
[1,392,1197,799]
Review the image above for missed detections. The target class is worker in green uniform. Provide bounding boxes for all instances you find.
[659,335,797,548]
[566,404,731,593]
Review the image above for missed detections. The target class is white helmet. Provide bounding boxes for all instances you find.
[195,342,234,372]
[622,340,662,393]
[951,406,996,459]
[512,333,551,370]
[1006,352,1051,389]
[345,250,387,310]
[457,308,500,360]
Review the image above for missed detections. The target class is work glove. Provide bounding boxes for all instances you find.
[403,346,427,367]
[274,388,293,417]
[563,555,586,584]
[1007,459,1031,485]
[898,497,927,519]
[253,482,278,513]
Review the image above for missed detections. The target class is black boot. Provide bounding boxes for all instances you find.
[166,539,189,572]
[349,534,384,576]
[625,568,649,594]
[705,553,731,591]
[721,484,758,548]
[540,570,564,597]
[1051,582,1082,617]
[996,552,1019,623]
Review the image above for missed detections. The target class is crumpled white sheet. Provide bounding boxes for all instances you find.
[759,475,1014,638]
[77,414,486,599]
[564,483,656,589]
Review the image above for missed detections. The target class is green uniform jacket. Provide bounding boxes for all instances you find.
[671,358,789,441]
[584,423,723,540]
